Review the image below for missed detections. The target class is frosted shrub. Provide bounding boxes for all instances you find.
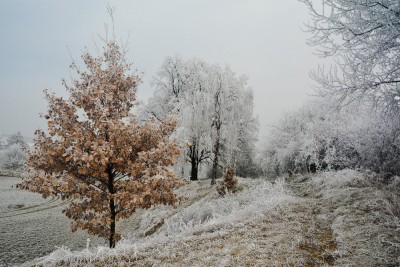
[217,166,239,196]
[0,144,27,170]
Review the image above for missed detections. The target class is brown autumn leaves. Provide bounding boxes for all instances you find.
[18,42,185,248]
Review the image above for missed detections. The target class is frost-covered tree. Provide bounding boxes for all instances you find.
[146,57,213,181]
[208,67,259,183]
[0,144,27,170]
[18,42,184,248]
[232,88,260,178]
[6,131,27,148]
[301,0,400,114]
[144,56,258,182]
[262,100,400,176]
[0,131,28,170]
[0,134,7,149]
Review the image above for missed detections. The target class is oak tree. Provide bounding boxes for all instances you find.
[18,42,184,248]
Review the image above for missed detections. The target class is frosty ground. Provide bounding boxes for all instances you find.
[13,169,399,267]
[0,177,104,266]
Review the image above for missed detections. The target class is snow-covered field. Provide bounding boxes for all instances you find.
[20,177,299,266]
[0,177,104,266]
[16,170,400,266]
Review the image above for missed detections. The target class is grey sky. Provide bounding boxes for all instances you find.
[0,0,320,139]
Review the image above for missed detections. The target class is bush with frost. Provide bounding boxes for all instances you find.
[0,144,27,170]
[217,166,239,196]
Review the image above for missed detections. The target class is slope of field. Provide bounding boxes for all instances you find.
[0,177,104,267]
[21,170,400,266]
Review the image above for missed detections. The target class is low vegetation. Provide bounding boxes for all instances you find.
[217,166,239,196]
[22,170,399,266]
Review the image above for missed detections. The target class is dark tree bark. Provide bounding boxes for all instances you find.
[211,125,221,185]
[211,87,222,185]
[107,167,116,248]
[190,158,198,181]
[187,141,209,181]
[109,197,116,248]
[188,143,199,181]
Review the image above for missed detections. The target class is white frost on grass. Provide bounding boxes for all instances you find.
[154,177,295,238]
[310,169,400,266]
[312,169,368,191]
[20,171,400,266]
[26,178,298,266]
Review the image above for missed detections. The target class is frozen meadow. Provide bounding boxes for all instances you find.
[7,170,399,266]
[0,177,104,266]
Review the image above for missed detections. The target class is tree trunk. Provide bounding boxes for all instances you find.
[211,87,222,185]
[211,134,220,185]
[107,168,116,248]
[109,197,116,248]
[190,158,198,181]
[189,143,199,181]
[211,124,221,185]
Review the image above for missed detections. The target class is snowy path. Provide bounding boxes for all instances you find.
[287,172,399,266]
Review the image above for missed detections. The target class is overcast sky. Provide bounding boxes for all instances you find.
[0,0,321,139]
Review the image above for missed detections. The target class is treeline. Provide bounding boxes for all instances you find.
[259,0,400,178]
[141,55,400,181]
[142,56,260,182]
[261,101,400,177]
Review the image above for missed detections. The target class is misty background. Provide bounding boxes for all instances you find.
[0,0,320,139]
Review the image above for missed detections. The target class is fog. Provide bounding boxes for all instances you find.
[0,0,320,139]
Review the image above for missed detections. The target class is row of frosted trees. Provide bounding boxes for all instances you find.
[262,0,400,178]
[142,56,260,183]
[261,100,400,177]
